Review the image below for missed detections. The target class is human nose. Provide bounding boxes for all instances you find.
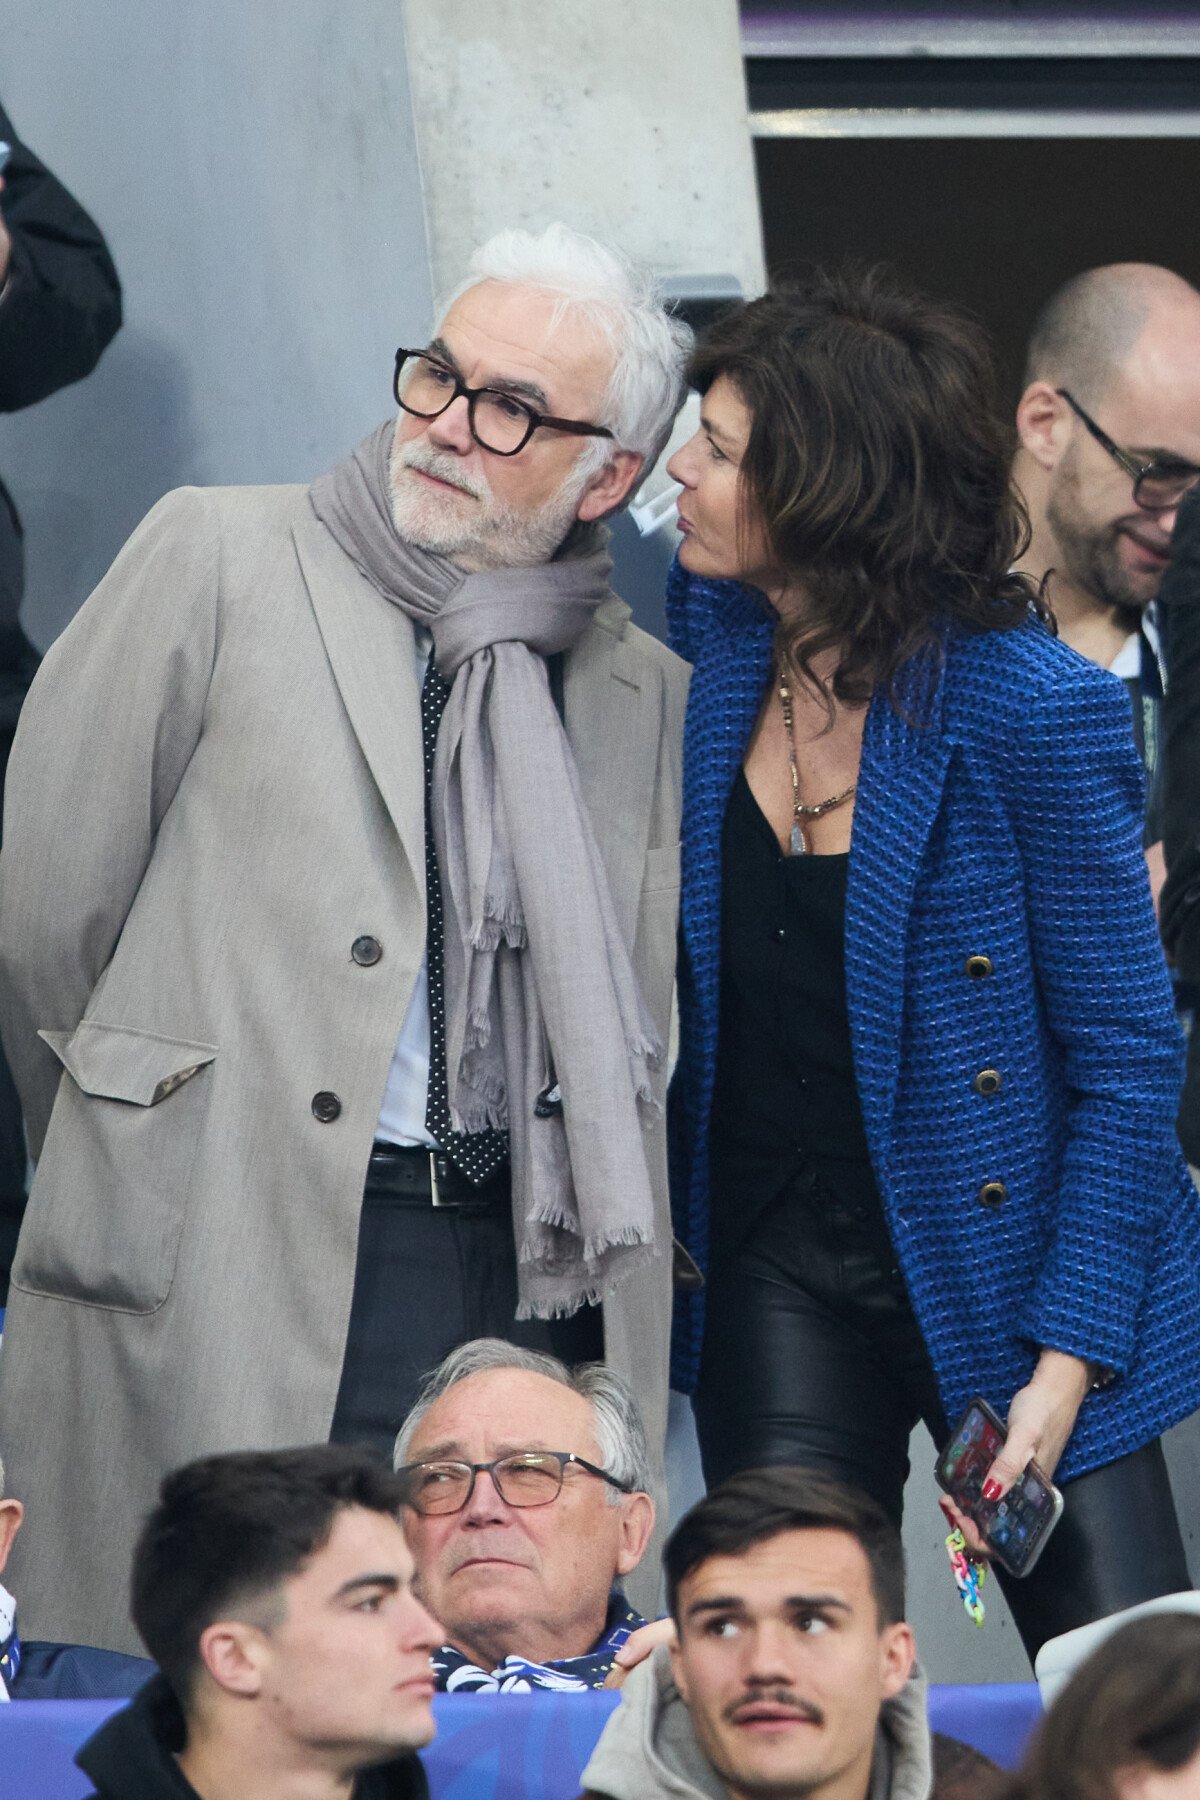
[742,1621,796,1683]
[401,1591,444,1652]
[667,436,700,488]
[426,391,475,455]
[460,1464,509,1523]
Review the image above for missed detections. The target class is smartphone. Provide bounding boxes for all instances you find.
[936,1395,1064,1577]
[0,144,10,175]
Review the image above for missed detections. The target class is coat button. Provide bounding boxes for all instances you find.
[979,1180,1007,1209]
[351,935,383,967]
[312,1090,342,1123]
[964,954,994,980]
[973,1068,1002,1097]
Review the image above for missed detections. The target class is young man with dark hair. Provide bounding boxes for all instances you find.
[75,1445,441,1800]
[582,1466,932,1800]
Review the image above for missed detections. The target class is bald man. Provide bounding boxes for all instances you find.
[1014,263,1200,905]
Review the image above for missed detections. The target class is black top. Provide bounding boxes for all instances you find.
[709,768,887,1251]
[1159,487,1200,1163]
[76,1675,430,1800]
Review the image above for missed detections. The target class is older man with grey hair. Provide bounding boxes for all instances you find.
[395,1339,656,1691]
[0,222,691,1653]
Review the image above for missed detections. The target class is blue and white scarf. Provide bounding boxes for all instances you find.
[0,1583,20,1699]
[432,1595,644,1694]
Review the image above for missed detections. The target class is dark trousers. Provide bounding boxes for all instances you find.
[329,1172,604,1463]
[695,1173,1192,1663]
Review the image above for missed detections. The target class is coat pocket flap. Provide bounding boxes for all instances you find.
[38,1024,218,1106]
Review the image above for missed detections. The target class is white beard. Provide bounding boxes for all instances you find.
[388,430,593,570]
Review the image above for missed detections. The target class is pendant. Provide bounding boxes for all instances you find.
[790,821,808,856]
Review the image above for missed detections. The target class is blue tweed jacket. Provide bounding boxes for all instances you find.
[667,559,1200,1483]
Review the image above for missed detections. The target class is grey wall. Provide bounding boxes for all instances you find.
[1,1,433,649]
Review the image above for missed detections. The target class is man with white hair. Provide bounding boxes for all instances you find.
[0,222,691,1653]
[394,1340,656,1692]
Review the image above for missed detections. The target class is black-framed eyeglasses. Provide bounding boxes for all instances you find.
[395,1450,633,1516]
[1056,388,1200,513]
[393,349,614,457]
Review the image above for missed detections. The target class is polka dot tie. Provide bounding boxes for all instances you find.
[421,655,510,1182]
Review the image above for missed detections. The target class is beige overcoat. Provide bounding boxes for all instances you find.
[0,482,687,1653]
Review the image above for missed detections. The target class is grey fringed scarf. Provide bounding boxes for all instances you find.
[310,423,662,1317]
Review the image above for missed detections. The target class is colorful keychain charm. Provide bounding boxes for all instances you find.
[945,1525,987,1627]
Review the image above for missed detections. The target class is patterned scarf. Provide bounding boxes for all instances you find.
[432,1595,644,1693]
[0,1582,20,1699]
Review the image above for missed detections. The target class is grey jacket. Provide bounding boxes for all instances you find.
[0,482,687,1653]
[581,1645,933,1800]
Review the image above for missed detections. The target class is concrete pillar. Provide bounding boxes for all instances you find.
[401,0,765,302]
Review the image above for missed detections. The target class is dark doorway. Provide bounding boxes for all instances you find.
[755,133,1200,409]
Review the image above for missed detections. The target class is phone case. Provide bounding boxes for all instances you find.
[937,1395,1064,1578]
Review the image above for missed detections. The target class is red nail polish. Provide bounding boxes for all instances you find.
[982,1479,1003,1502]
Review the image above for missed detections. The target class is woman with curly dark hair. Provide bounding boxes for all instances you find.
[1004,1612,1200,1799]
[665,266,1200,1658]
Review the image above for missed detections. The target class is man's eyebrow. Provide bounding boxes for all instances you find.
[782,1593,851,1614]
[403,1439,463,1461]
[420,338,549,411]
[685,1591,851,1619]
[1129,442,1200,467]
[424,337,460,372]
[487,374,549,409]
[686,1595,747,1619]
[404,1441,555,1462]
[335,1572,401,1600]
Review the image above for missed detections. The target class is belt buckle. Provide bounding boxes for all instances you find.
[430,1152,448,1208]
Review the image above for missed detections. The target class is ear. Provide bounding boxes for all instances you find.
[1016,381,1071,472]
[614,1491,656,1578]
[197,1619,270,1699]
[0,1499,23,1575]
[668,1629,690,1703]
[576,449,644,523]
[878,1620,916,1702]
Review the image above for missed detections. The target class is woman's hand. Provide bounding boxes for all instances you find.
[984,1350,1091,1497]
[938,1351,1091,1560]
[603,1616,676,1688]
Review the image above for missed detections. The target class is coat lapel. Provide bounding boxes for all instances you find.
[292,515,426,891]
[846,650,952,1182]
[565,598,661,949]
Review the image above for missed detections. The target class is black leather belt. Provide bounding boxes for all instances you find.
[365,1141,510,1211]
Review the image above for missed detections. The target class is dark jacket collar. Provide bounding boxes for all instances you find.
[76,1673,430,1800]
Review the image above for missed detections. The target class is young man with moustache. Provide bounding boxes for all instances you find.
[1013,262,1200,907]
[75,1446,441,1800]
[0,222,690,1652]
[394,1339,656,1691]
[581,1467,933,1800]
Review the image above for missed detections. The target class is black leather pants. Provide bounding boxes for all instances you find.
[695,1173,1192,1663]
